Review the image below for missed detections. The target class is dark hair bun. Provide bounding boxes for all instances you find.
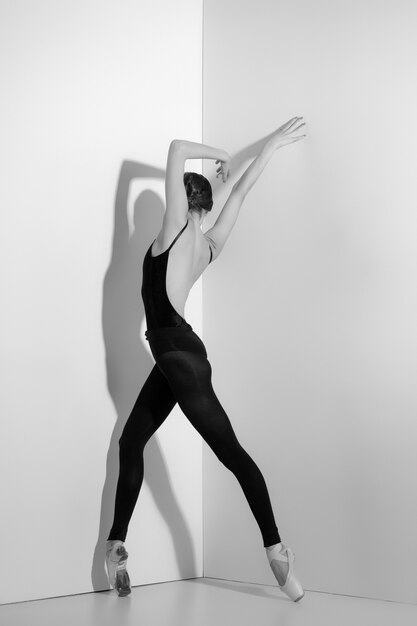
[183,172,213,213]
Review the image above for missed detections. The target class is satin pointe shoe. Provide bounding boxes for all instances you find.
[267,544,305,602]
[105,540,131,597]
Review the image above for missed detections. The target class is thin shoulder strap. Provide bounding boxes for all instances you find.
[167,219,188,252]
[209,244,213,264]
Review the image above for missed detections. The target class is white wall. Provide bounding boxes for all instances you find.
[0,0,203,604]
[202,0,417,604]
[3,0,417,608]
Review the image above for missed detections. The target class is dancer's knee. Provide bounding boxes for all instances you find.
[210,436,245,471]
[118,404,155,448]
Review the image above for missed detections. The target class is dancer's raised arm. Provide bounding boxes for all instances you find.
[233,117,305,197]
[205,117,306,260]
[165,139,230,226]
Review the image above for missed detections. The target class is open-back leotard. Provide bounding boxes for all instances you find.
[141,219,213,330]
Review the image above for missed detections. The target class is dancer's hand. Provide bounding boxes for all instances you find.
[215,154,231,182]
[269,117,306,150]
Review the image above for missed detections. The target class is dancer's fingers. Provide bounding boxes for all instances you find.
[289,134,307,142]
[280,116,302,132]
[291,122,306,133]
[285,117,304,133]
[280,134,306,147]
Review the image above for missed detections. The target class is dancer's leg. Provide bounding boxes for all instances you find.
[107,363,177,541]
[156,349,281,547]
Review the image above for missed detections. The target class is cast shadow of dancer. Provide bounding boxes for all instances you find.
[92,132,276,591]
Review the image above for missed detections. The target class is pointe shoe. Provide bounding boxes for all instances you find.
[267,544,305,602]
[105,540,131,597]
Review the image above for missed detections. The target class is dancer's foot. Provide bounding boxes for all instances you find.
[105,540,131,597]
[265,542,304,602]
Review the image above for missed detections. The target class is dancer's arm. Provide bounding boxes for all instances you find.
[205,117,306,260]
[165,139,230,225]
[232,117,305,197]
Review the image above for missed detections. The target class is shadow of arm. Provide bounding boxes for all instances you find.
[111,160,166,261]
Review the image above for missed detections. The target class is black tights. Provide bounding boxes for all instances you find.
[107,323,281,547]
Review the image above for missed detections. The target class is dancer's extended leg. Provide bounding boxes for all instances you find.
[107,363,177,542]
[156,349,281,547]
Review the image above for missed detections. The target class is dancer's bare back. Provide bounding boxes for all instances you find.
[151,216,213,319]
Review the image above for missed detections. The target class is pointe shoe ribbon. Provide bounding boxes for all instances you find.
[269,545,305,602]
[105,541,131,596]
[106,541,126,561]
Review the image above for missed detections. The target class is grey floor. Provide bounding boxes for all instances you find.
[1,578,416,626]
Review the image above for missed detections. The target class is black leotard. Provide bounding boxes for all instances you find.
[141,219,212,330]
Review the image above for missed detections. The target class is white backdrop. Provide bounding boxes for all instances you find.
[202,0,417,604]
[0,0,203,604]
[2,0,417,608]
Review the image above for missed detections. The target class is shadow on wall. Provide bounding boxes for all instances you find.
[91,133,276,590]
[90,160,202,589]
